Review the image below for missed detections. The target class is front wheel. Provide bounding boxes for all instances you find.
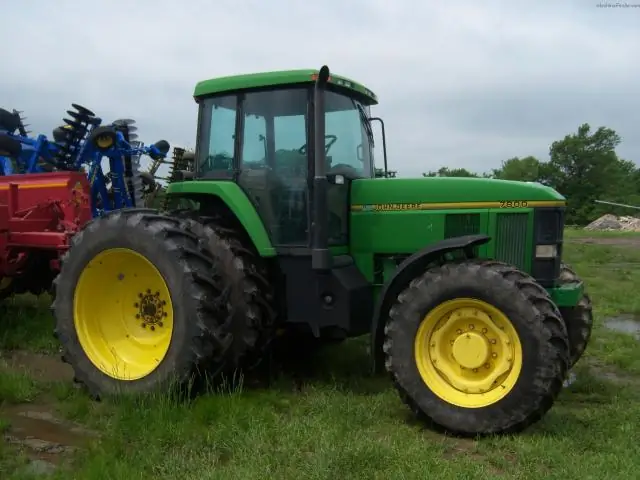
[384,260,569,436]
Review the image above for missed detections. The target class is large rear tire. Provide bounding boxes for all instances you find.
[558,263,593,367]
[384,259,569,436]
[173,211,277,372]
[52,209,266,398]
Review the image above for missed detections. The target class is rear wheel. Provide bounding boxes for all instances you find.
[52,209,265,398]
[173,211,277,372]
[558,263,593,367]
[384,260,569,436]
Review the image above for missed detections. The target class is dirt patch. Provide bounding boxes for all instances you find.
[439,436,513,476]
[568,237,640,247]
[2,402,98,474]
[0,350,73,383]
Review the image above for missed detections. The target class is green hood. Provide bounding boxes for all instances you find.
[350,177,565,208]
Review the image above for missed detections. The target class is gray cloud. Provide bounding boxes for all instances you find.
[1,0,638,177]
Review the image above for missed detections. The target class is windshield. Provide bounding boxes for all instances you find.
[324,90,374,178]
[197,88,374,179]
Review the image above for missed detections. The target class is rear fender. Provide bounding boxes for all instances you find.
[166,181,275,256]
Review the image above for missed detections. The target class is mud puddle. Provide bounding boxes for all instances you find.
[604,314,640,340]
[2,403,98,474]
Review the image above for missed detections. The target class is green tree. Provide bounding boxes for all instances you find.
[423,167,479,177]
[491,156,547,182]
[545,123,624,224]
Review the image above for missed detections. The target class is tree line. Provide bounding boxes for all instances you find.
[417,123,637,225]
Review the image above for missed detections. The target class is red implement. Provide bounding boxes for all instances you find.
[0,171,92,278]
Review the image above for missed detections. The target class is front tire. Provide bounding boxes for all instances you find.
[384,260,569,436]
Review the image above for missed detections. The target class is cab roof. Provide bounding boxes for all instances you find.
[194,69,378,106]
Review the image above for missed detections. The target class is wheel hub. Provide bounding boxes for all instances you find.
[135,289,167,329]
[72,247,175,381]
[452,332,489,369]
[415,301,522,405]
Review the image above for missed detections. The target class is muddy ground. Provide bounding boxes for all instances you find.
[0,351,96,475]
[568,236,640,247]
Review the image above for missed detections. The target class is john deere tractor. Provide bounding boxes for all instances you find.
[52,65,592,436]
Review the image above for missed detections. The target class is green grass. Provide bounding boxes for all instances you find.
[1,229,640,479]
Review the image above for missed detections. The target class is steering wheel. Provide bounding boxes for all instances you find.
[298,135,337,155]
[328,163,360,176]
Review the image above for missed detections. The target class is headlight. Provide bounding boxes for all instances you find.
[535,245,558,258]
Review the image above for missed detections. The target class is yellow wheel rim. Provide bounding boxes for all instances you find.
[96,135,113,149]
[414,298,523,408]
[73,248,174,380]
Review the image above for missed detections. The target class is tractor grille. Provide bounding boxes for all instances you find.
[445,213,481,255]
[445,213,481,238]
[495,213,528,270]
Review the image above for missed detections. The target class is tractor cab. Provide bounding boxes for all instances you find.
[191,69,378,249]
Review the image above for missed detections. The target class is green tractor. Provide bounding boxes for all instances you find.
[52,65,592,436]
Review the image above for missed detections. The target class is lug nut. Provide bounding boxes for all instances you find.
[158,322,163,328]
[150,326,155,331]
[469,324,475,330]
[456,329,462,334]
[482,328,487,333]
[492,353,497,358]
[141,323,146,328]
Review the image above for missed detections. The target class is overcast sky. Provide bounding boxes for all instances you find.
[1,0,638,177]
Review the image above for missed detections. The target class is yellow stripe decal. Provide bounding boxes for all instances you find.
[0,183,69,190]
[350,200,566,212]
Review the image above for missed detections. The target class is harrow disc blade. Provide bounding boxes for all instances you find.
[112,118,136,127]
[128,133,139,140]
[71,104,96,117]
[66,110,84,120]
[62,118,82,129]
